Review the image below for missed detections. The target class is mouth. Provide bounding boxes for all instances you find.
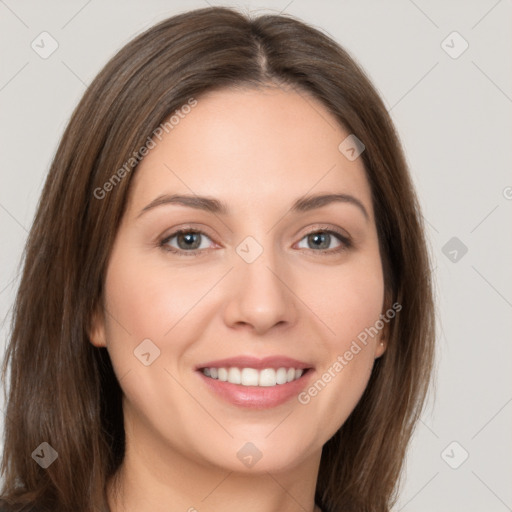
[195,356,314,409]
[200,366,309,387]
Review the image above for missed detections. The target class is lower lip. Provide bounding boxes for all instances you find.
[197,370,314,409]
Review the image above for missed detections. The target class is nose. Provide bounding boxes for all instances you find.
[222,244,298,335]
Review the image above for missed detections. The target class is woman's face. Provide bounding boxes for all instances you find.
[90,86,386,474]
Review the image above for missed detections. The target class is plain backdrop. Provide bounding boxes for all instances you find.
[1,1,511,510]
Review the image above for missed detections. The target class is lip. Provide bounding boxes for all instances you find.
[195,355,315,409]
[195,355,313,371]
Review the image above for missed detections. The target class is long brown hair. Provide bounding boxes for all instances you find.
[0,6,435,512]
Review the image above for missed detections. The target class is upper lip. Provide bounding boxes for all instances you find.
[196,355,313,371]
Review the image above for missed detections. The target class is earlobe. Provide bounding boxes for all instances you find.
[375,339,387,359]
[88,304,107,348]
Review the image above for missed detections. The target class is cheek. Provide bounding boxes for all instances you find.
[296,253,384,436]
[103,245,205,343]
[320,269,383,380]
[100,248,207,429]
[315,255,385,348]
[100,245,185,381]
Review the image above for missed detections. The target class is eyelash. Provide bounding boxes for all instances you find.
[158,225,352,257]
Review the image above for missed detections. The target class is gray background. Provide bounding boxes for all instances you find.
[1,1,511,510]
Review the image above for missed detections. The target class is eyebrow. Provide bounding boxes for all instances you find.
[137,192,369,221]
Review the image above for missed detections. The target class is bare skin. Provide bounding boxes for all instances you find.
[89,85,386,512]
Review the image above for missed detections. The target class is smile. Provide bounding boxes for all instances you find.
[196,356,314,409]
[201,367,305,387]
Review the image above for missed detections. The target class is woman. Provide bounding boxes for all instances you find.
[0,6,435,512]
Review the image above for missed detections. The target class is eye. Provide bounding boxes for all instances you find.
[296,229,351,254]
[160,229,216,256]
[159,227,352,257]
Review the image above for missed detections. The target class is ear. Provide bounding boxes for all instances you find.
[375,338,387,359]
[88,302,107,348]
[375,292,394,359]
[374,308,391,359]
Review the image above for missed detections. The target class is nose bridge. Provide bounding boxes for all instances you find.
[223,231,297,333]
[236,232,287,302]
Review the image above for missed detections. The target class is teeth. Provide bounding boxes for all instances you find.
[276,367,287,384]
[228,367,241,384]
[201,366,305,386]
[259,368,275,387]
[241,368,259,386]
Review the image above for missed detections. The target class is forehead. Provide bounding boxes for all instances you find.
[127,86,373,219]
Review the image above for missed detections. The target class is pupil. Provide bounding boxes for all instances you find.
[178,232,200,250]
[310,232,329,250]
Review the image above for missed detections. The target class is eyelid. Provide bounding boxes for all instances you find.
[293,224,352,254]
[158,223,353,256]
[296,223,351,242]
[158,224,220,256]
